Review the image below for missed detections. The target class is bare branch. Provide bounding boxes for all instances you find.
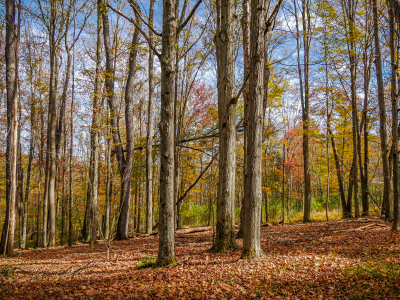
[177,0,203,34]
[106,3,161,58]
[176,153,217,205]
[229,71,250,107]
[265,0,283,35]
[127,0,162,37]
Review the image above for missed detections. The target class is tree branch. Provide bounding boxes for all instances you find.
[228,71,250,107]
[177,0,203,34]
[265,0,283,35]
[106,3,161,58]
[176,153,217,205]
[127,0,162,37]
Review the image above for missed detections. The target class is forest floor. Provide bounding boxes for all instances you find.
[1,216,400,299]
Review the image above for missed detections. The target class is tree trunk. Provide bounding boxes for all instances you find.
[0,0,18,256]
[89,2,103,250]
[37,104,45,248]
[56,29,72,245]
[68,40,75,248]
[46,0,58,247]
[241,0,265,259]
[327,117,347,216]
[282,142,286,224]
[101,0,140,240]
[373,0,391,220]
[212,0,237,253]
[389,1,400,230]
[157,0,177,266]
[323,29,330,221]
[301,0,311,223]
[360,15,372,216]
[104,116,112,239]
[117,0,141,239]
[22,99,35,249]
[238,0,250,239]
[146,0,156,235]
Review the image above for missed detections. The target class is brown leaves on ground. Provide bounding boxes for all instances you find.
[1,216,400,299]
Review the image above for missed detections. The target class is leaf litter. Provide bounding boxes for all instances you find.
[0,216,399,299]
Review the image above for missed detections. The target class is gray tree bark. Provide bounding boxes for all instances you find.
[22,88,35,249]
[360,9,372,216]
[241,0,265,259]
[157,0,178,266]
[117,0,141,239]
[389,1,400,230]
[373,0,391,220]
[301,0,311,222]
[0,0,18,256]
[146,0,156,235]
[47,0,58,247]
[212,0,237,253]
[238,0,250,239]
[104,120,112,239]
[102,0,141,240]
[89,2,103,250]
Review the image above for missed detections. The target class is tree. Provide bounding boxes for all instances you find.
[85,0,103,250]
[212,0,238,253]
[157,0,178,267]
[373,0,391,220]
[47,0,59,247]
[238,0,250,239]
[241,0,265,259]
[101,0,141,240]
[293,0,312,222]
[0,0,19,256]
[389,0,399,230]
[360,0,372,216]
[339,0,359,218]
[146,0,156,235]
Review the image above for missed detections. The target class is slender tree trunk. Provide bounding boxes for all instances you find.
[22,100,35,249]
[301,0,311,222]
[46,0,58,247]
[134,182,138,232]
[361,12,372,216]
[212,0,237,253]
[105,122,111,239]
[173,32,180,231]
[36,104,44,248]
[389,1,400,230]
[61,130,66,245]
[116,0,141,239]
[327,117,346,216]
[102,0,140,240]
[146,0,155,235]
[0,0,18,256]
[43,140,49,247]
[56,31,72,245]
[17,118,23,249]
[282,142,286,224]
[264,147,269,223]
[373,0,391,220]
[323,30,330,221]
[101,0,123,235]
[157,0,177,266]
[68,37,75,247]
[241,0,265,259]
[137,173,142,233]
[238,0,250,239]
[89,2,103,250]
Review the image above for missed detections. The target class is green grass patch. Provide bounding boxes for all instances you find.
[136,255,156,269]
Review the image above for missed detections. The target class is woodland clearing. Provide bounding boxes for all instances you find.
[1,216,399,299]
